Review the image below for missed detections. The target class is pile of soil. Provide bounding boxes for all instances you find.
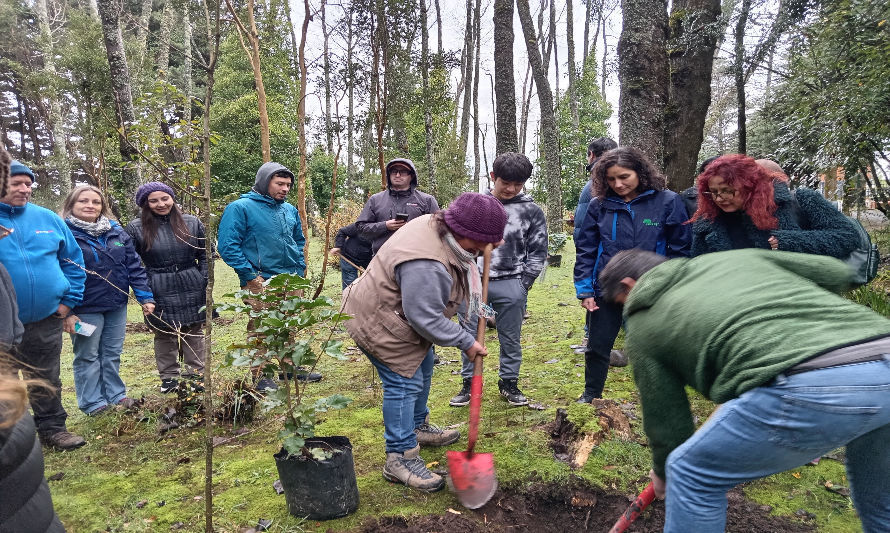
[356,478,817,532]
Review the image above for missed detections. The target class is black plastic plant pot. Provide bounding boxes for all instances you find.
[274,436,360,520]
[547,254,562,267]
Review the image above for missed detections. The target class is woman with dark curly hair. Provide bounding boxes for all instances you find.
[690,154,859,258]
[573,146,691,403]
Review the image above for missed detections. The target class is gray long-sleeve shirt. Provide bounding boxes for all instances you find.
[394,259,475,351]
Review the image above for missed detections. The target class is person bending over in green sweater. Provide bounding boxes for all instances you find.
[598,248,890,533]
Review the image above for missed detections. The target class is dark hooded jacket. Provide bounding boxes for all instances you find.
[355,158,440,255]
[0,412,66,533]
[691,182,860,259]
[217,162,306,286]
[485,191,548,290]
[334,223,372,269]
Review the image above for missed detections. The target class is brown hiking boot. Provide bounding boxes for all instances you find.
[382,445,445,492]
[414,416,459,447]
[41,431,86,451]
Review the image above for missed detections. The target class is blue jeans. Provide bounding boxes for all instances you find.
[340,259,359,290]
[363,346,434,453]
[70,306,129,414]
[664,356,890,533]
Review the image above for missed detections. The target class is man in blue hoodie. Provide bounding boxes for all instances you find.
[0,160,86,450]
[217,162,320,389]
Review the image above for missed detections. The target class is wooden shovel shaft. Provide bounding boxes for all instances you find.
[466,244,492,454]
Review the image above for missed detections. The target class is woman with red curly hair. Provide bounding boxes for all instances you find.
[690,154,859,258]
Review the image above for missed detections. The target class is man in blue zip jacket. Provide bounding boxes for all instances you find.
[218,162,321,390]
[0,160,87,450]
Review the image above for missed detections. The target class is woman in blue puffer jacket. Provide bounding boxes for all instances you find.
[61,186,155,415]
[573,146,692,403]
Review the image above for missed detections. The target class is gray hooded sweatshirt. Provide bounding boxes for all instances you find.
[355,158,440,255]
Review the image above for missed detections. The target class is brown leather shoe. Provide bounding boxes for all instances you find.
[41,431,86,451]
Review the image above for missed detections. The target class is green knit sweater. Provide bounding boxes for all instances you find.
[623,249,890,477]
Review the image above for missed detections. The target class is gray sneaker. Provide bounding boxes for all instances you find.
[449,378,472,407]
[414,418,460,447]
[382,445,445,492]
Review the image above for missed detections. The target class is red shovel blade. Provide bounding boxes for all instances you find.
[608,482,656,533]
[446,449,497,509]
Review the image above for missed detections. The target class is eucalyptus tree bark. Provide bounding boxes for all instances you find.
[35,0,71,196]
[420,0,437,195]
[297,0,311,259]
[516,0,562,234]
[135,0,154,70]
[566,0,579,129]
[225,0,271,162]
[662,0,723,190]
[471,0,481,191]
[492,0,518,153]
[734,0,751,154]
[617,0,670,166]
[458,0,475,158]
[96,0,140,197]
[321,1,333,154]
[157,0,175,74]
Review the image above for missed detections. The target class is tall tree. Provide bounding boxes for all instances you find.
[156,0,175,73]
[458,0,475,157]
[733,0,751,153]
[471,0,481,190]
[135,0,154,70]
[96,0,140,198]
[35,0,71,196]
[420,0,437,195]
[297,0,311,258]
[492,0,518,153]
[321,0,334,154]
[516,0,561,233]
[566,0,579,129]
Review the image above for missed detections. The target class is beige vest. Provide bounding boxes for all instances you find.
[343,215,468,377]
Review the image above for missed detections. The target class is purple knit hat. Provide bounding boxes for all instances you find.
[443,192,507,243]
[135,181,175,207]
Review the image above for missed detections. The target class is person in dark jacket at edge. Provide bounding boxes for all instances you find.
[61,186,155,415]
[355,158,440,256]
[217,162,321,391]
[573,146,691,404]
[596,248,890,533]
[0,158,87,451]
[449,152,547,408]
[126,182,209,395]
[329,222,372,289]
[343,193,505,492]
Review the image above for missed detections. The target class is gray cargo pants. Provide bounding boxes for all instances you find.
[459,277,527,380]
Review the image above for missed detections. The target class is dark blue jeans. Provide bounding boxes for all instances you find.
[583,299,623,397]
[340,259,359,290]
[363,347,435,452]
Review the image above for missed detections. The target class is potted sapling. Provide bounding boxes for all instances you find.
[218,273,358,520]
[548,232,568,267]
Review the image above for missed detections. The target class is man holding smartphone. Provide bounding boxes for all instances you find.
[356,158,440,256]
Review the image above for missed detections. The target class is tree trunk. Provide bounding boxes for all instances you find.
[373,0,387,188]
[459,0,475,158]
[346,9,355,191]
[516,0,562,234]
[583,0,592,66]
[434,0,443,58]
[472,0,481,191]
[96,0,140,198]
[518,65,533,153]
[566,0,579,129]
[87,0,99,19]
[182,2,194,155]
[600,10,608,97]
[157,0,175,74]
[297,0,311,260]
[492,0,518,153]
[421,0,437,195]
[321,1,333,154]
[662,0,723,190]
[225,0,271,162]
[36,0,71,197]
[135,0,154,70]
[617,0,670,166]
[549,0,558,101]
[734,0,751,154]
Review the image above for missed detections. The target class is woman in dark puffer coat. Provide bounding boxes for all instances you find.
[691,154,859,258]
[0,369,65,532]
[126,182,208,395]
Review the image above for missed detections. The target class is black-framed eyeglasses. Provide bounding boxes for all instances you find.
[702,189,737,200]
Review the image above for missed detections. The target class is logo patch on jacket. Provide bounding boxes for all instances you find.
[34,230,55,234]
[642,218,660,227]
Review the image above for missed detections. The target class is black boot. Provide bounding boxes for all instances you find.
[448,378,473,407]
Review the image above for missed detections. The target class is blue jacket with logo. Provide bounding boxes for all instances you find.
[574,189,691,299]
[0,202,85,323]
[217,191,306,286]
[67,221,154,314]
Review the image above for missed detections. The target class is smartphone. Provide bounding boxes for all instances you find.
[395,213,409,222]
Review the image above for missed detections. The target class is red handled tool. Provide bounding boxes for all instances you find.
[608,482,657,533]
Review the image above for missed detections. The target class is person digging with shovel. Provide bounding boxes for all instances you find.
[598,248,890,533]
[343,192,507,492]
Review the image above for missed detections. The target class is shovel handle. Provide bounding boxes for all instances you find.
[608,482,656,533]
[467,244,493,454]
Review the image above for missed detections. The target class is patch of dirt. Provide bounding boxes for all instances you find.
[356,478,817,532]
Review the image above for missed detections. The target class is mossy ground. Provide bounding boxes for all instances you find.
[43,240,864,532]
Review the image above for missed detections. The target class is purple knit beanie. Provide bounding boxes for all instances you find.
[443,192,507,243]
[135,181,175,207]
